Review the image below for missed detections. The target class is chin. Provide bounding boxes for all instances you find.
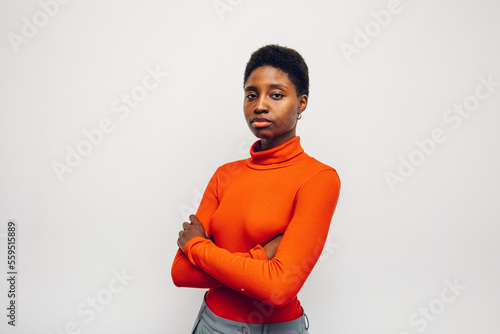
[253,132,274,140]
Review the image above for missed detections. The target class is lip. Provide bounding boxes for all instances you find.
[251,117,272,128]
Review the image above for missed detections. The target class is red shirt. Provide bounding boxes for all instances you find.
[172,136,341,323]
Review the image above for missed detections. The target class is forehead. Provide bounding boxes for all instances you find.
[244,66,295,90]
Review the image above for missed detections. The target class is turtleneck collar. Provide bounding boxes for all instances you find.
[246,136,305,169]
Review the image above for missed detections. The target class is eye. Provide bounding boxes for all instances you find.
[246,93,257,100]
[271,93,283,99]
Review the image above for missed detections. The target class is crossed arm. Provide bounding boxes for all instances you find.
[171,169,340,306]
[177,214,282,258]
[172,218,282,289]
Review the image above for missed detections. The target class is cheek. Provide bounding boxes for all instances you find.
[278,108,298,126]
[243,106,252,119]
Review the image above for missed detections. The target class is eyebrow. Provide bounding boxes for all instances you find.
[244,83,289,92]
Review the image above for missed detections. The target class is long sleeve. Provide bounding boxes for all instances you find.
[183,169,340,307]
[171,168,268,288]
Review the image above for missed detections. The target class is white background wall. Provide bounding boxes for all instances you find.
[1,0,499,333]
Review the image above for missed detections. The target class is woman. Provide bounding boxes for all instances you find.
[172,44,341,333]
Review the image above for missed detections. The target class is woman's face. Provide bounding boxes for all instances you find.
[243,66,308,151]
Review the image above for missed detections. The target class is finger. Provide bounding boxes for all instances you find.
[189,214,200,225]
[182,222,191,230]
[179,230,183,237]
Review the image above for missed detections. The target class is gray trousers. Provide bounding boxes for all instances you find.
[191,297,310,334]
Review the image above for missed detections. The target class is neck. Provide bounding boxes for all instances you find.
[248,136,304,168]
[258,131,296,151]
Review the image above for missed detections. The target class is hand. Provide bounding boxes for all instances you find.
[263,234,283,260]
[177,214,208,252]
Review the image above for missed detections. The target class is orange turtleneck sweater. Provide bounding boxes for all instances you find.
[171,136,340,323]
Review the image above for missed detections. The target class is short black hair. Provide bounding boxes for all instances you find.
[244,44,309,97]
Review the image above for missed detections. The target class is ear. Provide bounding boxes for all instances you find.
[298,94,308,113]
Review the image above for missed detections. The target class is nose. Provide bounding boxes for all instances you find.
[253,95,268,114]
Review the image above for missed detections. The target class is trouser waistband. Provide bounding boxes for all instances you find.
[192,297,309,334]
